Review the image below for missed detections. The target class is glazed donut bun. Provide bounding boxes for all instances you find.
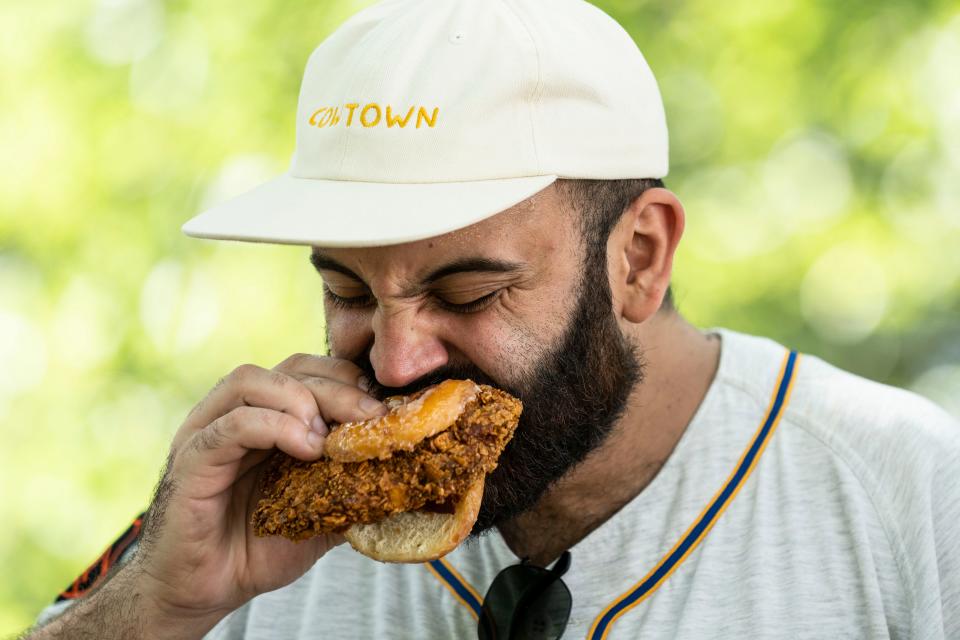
[324,379,482,463]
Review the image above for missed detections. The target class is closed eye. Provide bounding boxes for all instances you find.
[322,287,375,310]
[322,285,500,314]
[433,290,501,313]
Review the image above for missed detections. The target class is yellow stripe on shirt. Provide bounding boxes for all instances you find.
[588,349,800,639]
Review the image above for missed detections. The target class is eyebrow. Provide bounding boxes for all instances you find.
[309,251,364,281]
[309,250,526,288]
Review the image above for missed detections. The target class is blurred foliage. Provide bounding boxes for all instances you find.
[2,0,959,634]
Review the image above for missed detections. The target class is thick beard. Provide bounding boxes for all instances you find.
[343,259,644,536]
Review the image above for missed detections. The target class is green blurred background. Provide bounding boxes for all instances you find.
[2,0,959,634]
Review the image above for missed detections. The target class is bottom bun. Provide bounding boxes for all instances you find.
[344,478,485,563]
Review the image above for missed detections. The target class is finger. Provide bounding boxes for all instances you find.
[175,363,385,457]
[292,376,387,428]
[230,378,381,479]
[176,364,329,449]
[175,406,325,500]
[271,353,369,391]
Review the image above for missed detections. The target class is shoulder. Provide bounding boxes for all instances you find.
[715,328,960,539]
[785,351,960,553]
[786,350,960,479]
[714,328,960,475]
[783,349,960,629]
[716,329,960,619]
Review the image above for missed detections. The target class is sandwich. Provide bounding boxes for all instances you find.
[251,379,522,562]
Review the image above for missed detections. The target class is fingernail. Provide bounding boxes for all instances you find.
[306,429,324,449]
[359,396,387,416]
[311,415,328,436]
[358,376,371,392]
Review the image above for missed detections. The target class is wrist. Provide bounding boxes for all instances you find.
[28,561,228,640]
[121,561,229,640]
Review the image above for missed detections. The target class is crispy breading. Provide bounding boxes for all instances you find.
[251,385,522,541]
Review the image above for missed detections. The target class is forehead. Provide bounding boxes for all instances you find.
[312,183,576,278]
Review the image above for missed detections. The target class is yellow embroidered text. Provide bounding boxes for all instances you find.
[308,103,440,129]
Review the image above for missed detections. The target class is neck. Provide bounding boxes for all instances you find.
[496,313,720,567]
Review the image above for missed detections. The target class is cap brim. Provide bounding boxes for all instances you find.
[181,173,559,248]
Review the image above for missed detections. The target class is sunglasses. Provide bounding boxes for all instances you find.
[477,550,573,640]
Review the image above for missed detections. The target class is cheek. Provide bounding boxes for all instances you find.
[453,321,535,385]
[498,282,573,346]
[448,298,554,382]
[324,310,370,358]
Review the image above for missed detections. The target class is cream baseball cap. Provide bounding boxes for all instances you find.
[180,0,668,248]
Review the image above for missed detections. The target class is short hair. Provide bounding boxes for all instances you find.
[555,177,674,311]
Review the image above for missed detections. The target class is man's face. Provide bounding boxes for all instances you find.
[312,184,643,533]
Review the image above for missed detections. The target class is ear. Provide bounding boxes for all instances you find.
[608,188,685,324]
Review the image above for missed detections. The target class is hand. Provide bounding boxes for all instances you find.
[128,353,387,626]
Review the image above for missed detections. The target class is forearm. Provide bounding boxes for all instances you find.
[23,561,226,640]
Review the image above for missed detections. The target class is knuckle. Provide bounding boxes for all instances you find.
[292,383,320,409]
[276,352,315,370]
[301,376,338,403]
[188,429,210,455]
[194,412,239,452]
[194,423,223,452]
[307,375,332,391]
[209,418,230,445]
[234,404,274,432]
[329,358,357,376]
[186,399,204,418]
[267,371,319,418]
[268,369,290,389]
[213,373,230,391]
[231,363,260,382]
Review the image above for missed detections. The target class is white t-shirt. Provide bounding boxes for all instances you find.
[37,328,960,639]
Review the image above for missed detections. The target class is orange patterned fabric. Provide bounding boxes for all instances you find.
[55,511,146,602]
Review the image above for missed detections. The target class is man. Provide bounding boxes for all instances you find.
[25,0,959,638]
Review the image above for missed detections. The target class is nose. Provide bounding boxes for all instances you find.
[368,306,448,389]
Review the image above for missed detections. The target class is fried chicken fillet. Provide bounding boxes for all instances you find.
[251,383,522,541]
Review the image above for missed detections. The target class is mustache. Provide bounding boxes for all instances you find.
[349,354,515,401]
